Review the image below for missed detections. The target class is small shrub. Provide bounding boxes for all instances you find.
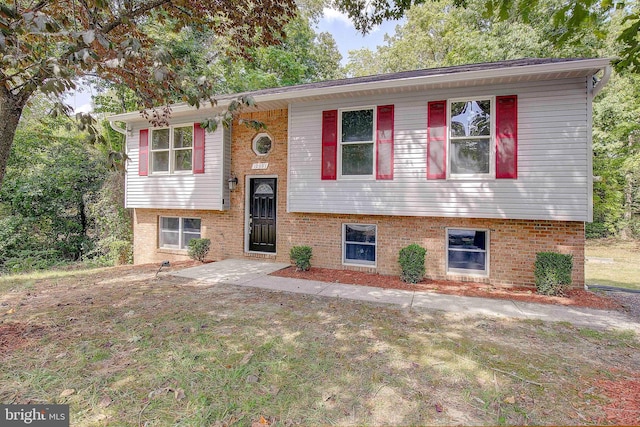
[399,244,427,284]
[585,221,610,239]
[188,238,211,262]
[534,252,573,296]
[290,246,312,271]
[109,240,133,265]
[4,249,60,273]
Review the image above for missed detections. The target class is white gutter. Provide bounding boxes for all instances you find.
[108,58,613,122]
[592,65,612,97]
[109,120,127,135]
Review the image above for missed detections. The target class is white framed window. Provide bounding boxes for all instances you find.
[446,228,489,276]
[338,107,376,179]
[150,124,193,174]
[159,217,201,249]
[448,98,494,178]
[343,224,377,266]
[252,133,273,156]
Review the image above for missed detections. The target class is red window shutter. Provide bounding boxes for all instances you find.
[496,95,518,179]
[139,129,149,176]
[193,123,205,174]
[427,101,447,179]
[321,110,338,180]
[376,105,394,180]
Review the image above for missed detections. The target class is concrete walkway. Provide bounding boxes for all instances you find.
[173,259,640,333]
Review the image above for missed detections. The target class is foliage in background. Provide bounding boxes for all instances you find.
[94,11,343,114]
[534,252,573,296]
[346,0,603,76]
[0,96,129,272]
[188,238,211,262]
[290,246,313,271]
[86,171,133,266]
[338,0,640,73]
[0,111,106,271]
[0,0,297,189]
[593,71,640,238]
[398,244,427,284]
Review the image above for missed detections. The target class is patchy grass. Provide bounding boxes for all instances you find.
[586,238,640,290]
[0,264,639,426]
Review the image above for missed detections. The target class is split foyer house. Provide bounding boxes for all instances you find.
[108,58,612,287]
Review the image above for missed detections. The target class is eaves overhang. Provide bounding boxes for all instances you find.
[108,57,612,123]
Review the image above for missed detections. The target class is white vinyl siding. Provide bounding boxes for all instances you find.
[288,77,591,221]
[125,114,229,210]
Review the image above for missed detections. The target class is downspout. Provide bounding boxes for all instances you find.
[592,65,612,98]
[109,120,127,135]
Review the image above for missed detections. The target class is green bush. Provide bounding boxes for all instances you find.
[585,221,610,239]
[4,249,60,273]
[534,252,573,296]
[398,244,427,284]
[109,240,133,265]
[188,238,211,262]
[290,246,312,271]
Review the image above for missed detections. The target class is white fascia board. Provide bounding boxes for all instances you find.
[108,58,612,123]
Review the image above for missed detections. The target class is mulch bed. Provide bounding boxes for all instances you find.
[595,374,640,425]
[271,266,623,310]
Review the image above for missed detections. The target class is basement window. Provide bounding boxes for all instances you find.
[446,228,489,275]
[343,224,377,266]
[159,217,201,250]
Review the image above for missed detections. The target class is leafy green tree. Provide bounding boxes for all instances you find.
[232,16,343,90]
[346,0,603,76]
[0,0,296,189]
[94,13,343,114]
[0,102,107,270]
[336,0,639,71]
[593,72,640,238]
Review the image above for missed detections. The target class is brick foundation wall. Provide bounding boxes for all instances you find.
[132,109,585,287]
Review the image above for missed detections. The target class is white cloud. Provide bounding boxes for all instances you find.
[74,103,93,114]
[322,7,353,27]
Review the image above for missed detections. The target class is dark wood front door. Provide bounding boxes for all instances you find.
[249,178,277,253]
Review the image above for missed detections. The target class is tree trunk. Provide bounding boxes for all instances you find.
[620,133,637,240]
[0,87,30,191]
[621,172,634,240]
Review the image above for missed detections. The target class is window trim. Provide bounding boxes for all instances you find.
[338,106,377,180]
[446,227,490,277]
[342,223,377,267]
[252,132,273,156]
[149,123,194,175]
[159,216,201,250]
[447,97,495,180]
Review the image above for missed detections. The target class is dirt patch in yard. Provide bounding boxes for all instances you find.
[272,266,622,310]
[0,323,47,354]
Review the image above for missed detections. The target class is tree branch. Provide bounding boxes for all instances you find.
[101,0,173,34]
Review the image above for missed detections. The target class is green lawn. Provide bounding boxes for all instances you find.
[0,264,638,425]
[586,238,640,290]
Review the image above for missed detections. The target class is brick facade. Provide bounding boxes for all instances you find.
[132,109,586,288]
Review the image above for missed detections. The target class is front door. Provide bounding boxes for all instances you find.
[249,178,277,253]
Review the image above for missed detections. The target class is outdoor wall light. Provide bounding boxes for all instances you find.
[228,175,238,191]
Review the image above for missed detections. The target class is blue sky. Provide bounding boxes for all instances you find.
[67,9,402,113]
[316,8,402,65]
